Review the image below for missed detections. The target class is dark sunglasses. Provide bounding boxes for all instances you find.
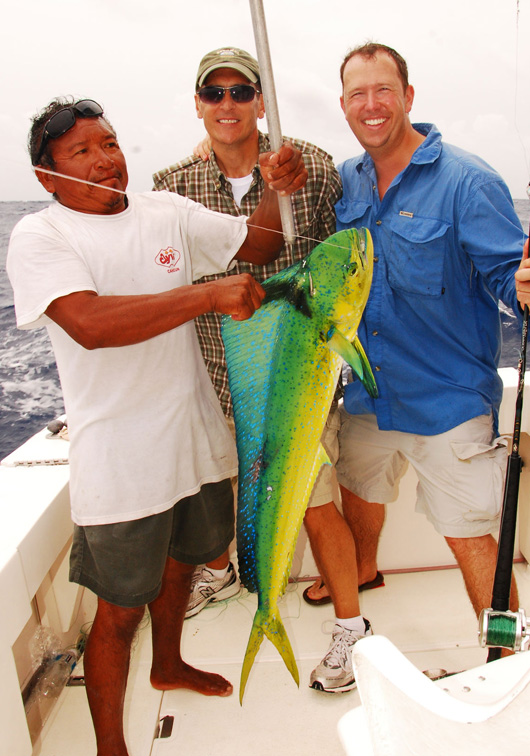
[35,99,104,163]
[197,84,261,105]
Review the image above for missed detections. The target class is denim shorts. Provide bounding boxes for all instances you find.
[69,479,234,607]
[336,410,508,538]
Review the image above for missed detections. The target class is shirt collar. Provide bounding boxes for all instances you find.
[409,123,442,165]
[208,131,268,189]
[356,122,442,174]
[207,150,226,190]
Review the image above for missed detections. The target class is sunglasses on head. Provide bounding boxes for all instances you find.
[197,84,261,105]
[35,99,104,164]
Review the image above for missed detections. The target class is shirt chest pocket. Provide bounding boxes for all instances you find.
[335,199,371,229]
[387,215,451,297]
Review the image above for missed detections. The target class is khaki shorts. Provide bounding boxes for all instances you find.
[306,407,341,507]
[336,410,508,538]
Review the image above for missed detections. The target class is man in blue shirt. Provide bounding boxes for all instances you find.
[307,41,530,695]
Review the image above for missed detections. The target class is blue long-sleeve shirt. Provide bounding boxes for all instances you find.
[336,123,525,435]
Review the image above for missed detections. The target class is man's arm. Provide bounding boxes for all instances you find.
[45,273,265,350]
[232,143,307,264]
[154,142,307,265]
[45,144,306,349]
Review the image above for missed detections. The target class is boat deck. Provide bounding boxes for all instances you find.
[33,562,530,756]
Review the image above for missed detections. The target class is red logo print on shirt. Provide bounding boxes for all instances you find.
[155,247,181,273]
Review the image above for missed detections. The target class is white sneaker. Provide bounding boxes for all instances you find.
[185,562,240,619]
[309,619,373,692]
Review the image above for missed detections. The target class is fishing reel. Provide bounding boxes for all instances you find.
[478,608,530,652]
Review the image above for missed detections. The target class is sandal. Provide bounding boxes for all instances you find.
[302,571,385,606]
[302,578,331,606]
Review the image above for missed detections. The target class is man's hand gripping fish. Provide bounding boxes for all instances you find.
[221,228,377,703]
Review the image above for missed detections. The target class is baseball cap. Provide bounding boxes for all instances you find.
[195,47,260,90]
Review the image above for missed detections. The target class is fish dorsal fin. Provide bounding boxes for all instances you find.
[327,330,378,398]
[262,260,312,318]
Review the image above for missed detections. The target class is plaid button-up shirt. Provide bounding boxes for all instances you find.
[153,132,342,417]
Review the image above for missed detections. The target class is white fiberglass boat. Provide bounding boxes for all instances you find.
[2,367,530,756]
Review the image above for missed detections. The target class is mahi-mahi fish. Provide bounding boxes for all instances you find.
[221,227,378,703]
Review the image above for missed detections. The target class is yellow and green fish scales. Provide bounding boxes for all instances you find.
[221,228,376,703]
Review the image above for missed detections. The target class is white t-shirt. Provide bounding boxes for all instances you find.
[227,174,253,207]
[7,191,247,525]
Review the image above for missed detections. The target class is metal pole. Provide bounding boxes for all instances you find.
[249,0,296,244]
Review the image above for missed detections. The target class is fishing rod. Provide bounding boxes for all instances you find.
[479,2,530,660]
[479,198,530,660]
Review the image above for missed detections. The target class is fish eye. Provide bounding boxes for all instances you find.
[347,262,358,276]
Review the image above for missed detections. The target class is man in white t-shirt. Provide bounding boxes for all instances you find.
[7,96,307,756]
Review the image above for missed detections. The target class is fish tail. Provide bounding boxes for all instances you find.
[239,613,264,705]
[239,607,299,704]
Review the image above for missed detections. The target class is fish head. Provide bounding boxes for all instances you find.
[305,227,373,337]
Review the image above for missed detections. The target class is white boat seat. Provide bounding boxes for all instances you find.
[337,634,530,756]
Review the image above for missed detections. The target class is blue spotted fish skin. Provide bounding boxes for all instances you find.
[221,228,376,703]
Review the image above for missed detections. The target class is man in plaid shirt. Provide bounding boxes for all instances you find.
[153,48,344,668]
[154,48,341,417]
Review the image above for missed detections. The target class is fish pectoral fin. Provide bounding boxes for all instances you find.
[350,335,378,398]
[240,608,299,705]
[315,442,331,468]
[327,331,378,399]
[326,327,355,363]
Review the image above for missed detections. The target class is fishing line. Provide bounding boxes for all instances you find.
[487,613,519,648]
[31,164,355,254]
[33,166,127,195]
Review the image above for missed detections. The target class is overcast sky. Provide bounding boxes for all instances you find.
[2,0,530,201]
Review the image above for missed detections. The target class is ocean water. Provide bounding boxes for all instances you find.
[1,199,529,462]
[0,201,64,461]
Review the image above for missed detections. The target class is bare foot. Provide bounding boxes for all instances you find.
[150,662,233,696]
